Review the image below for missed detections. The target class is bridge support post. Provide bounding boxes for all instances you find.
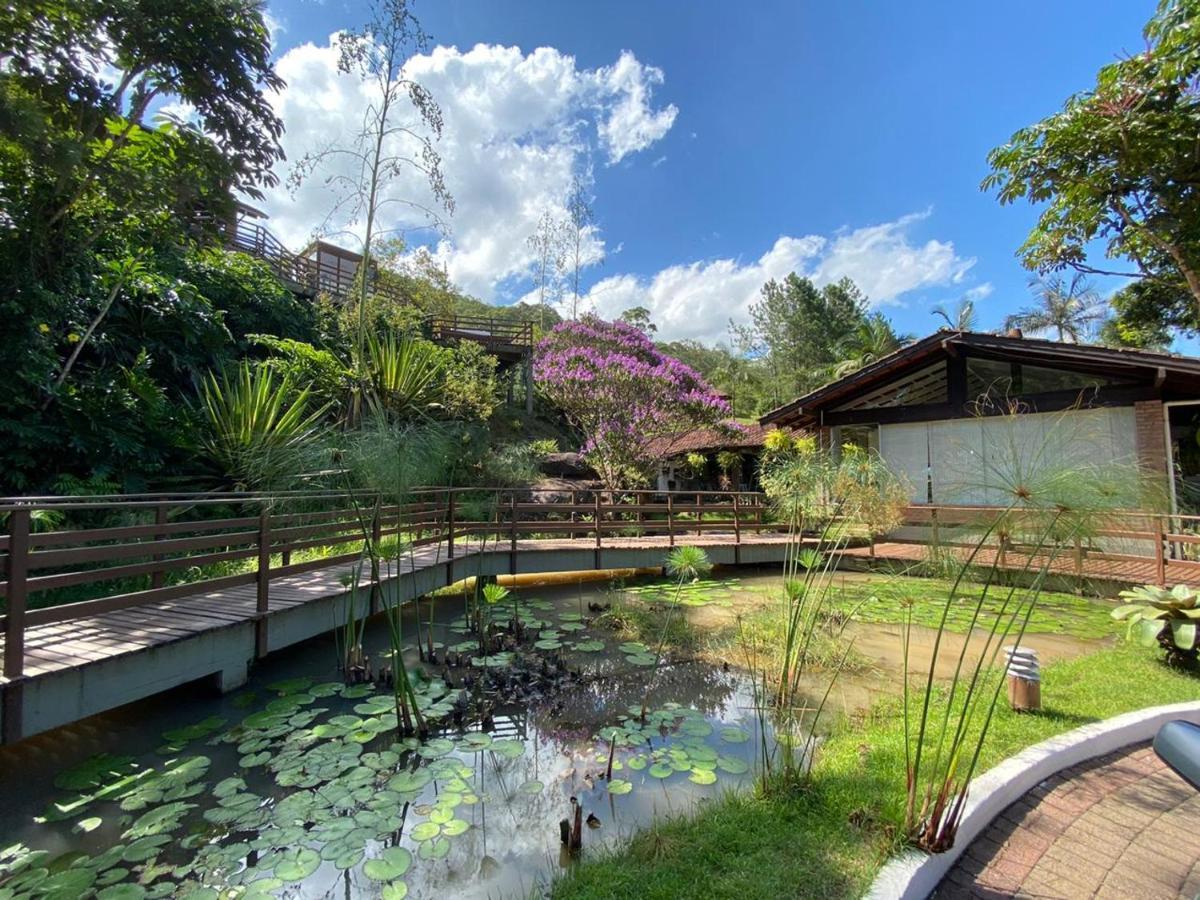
[524,357,534,415]
[1,679,24,745]
[255,507,270,659]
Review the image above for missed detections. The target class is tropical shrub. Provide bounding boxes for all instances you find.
[534,316,730,489]
[198,362,329,490]
[364,332,446,423]
[1113,583,1200,670]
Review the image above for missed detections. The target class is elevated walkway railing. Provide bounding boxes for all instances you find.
[0,488,775,683]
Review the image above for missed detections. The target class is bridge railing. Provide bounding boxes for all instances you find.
[426,316,535,352]
[889,503,1200,586]
[0,488,776,682]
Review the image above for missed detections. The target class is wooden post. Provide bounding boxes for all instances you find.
[447,492,456,560]
[930,507,940,549]
[569,491,577,541]
[667,493,675,547]
[594,492,602,569]
[151,502,168,590]
[1073,533,1084,585]
[732,493,741,565]
[1,506,27,743]
[255,506,270,659]
[696,492,703,537]
[370,503,382,615]
[1155,514,1166,586]
[510,492,518,575]
[637,490,645,536]
[4,507,29,681]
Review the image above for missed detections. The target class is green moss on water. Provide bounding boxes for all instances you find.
[552,644,1199,900]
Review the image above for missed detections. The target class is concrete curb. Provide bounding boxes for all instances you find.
[864,700,1200,900]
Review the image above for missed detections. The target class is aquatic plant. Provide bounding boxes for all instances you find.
[1112,583,1200,669]
[754,441,907,784]
[638,546,712,721]
[901,406,1149,852]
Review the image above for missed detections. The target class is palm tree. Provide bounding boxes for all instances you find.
[832,314,913,378]
[931,297,977,331]
[1005,274,1106,343]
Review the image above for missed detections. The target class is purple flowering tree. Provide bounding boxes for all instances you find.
[534,316,732,488]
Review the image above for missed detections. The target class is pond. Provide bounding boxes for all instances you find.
[0,566,1119,899]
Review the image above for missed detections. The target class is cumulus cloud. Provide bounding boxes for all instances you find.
[593,51,678,164]
[574,214,979,344]
[258,39,676,299]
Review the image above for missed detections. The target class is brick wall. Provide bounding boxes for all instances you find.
[1133,399,1169,480]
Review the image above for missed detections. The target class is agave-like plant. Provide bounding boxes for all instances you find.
[1112,584,1200,670]
[363,331,446,422]
[199,361,329,490]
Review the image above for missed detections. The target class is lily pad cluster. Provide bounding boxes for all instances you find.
[623,578,742,608]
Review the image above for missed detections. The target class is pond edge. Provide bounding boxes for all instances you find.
[865,699,1200,900]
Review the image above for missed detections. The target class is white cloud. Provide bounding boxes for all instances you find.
[593,51,678,164]
[574,214,979,344]
[258,39,676,299]
[812,211,975,305]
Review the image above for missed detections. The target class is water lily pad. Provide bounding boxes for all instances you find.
[122,835,170,863]
[625,654,656,667]
[40,867,96,899]
[417,836,450,860]
[607,779,632,795]
[518,779,544,795]
[363,847,412,882]
[410,822,441,841]
[382,882,408,899]
[716,755,749,775]
[626,755,647,770]
[417,738,454,759]
[573,640,605,652]
[341,684,374,698]
[719,727,750,744]
[73,816,103,834]
[534,639,563,651]
[123,802,196,839]
[688,768,717,785]
[267,677,313,695]
[273,847,320,881]
[490,739,524,759]
[55,753,139,792]
[441,818,469,836]
[648,763,673,779]
[97,885,147,900]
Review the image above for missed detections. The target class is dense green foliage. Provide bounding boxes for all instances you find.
[0,2,557,494]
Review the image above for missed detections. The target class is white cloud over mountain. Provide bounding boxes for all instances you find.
[577,212,981,344]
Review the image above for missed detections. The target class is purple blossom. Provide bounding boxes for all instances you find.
[535,315,731,487]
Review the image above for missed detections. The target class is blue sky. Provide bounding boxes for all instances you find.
[257,0,1158,345]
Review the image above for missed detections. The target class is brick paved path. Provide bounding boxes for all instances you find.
[937,742,1200,899]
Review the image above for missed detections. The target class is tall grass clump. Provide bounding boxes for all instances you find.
[753,435,908,782]
[901,404,1154,851]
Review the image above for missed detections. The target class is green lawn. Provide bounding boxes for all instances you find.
[552,643,1199,900]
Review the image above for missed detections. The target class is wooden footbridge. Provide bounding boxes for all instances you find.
[3,489,1198,745]
[0,489,787,744]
